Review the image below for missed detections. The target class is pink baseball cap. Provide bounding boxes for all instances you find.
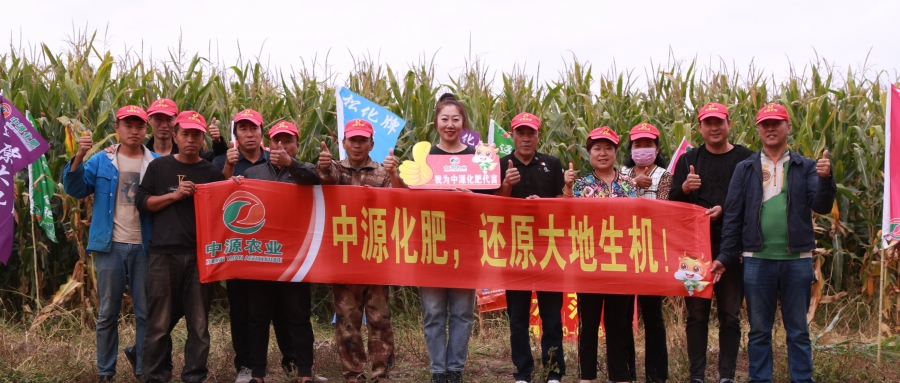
[588,126,620,145]
[147,98,178,117]
[234,108,264,126]
[345,119,374,138]
[629,122,660,140]
[756,103,790,124]
[698,102,728,121]
[116,105,148,122]
[510,112,541,130]
[175,111,207,132]
[269,120,299,138]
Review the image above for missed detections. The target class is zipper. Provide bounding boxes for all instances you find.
[784,159,791,253]
[753,161,763,245]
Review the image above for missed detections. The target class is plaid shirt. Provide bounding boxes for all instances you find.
[622,165,672,201]
[317,157,391,188]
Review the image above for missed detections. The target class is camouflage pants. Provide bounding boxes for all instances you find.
[333,284,395,382]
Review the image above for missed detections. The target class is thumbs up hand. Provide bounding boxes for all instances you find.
[682,164,702,194]
[502,159,521,187]
[633,166,653,189]
[383,148,399,175]
[816,149,831,178]
[207,117,221,142]
[398,142,434,186]
[318,141,332,171]
[564,162,577,188]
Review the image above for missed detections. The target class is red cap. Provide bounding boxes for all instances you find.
[147,98,178,117]
[175,111,207,132]
[756,103,789,124]
[269,120,299,138]
[588,126,620,145]
[629,122,660,140]
[510,112,540,130]
[234,108,263,126]
[698,102,728,121]
[345,119,374,138]
[115,105,148,122]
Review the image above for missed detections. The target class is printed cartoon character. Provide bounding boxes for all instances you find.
[472,142,499,174]
[674,252,711,296]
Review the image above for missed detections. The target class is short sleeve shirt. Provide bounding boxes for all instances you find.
[572,170,639,198]
[498,152,566,199]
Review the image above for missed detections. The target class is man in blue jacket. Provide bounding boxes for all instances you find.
[712,103,835,383]
[64,105,160,381]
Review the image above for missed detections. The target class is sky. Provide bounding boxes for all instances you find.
[4,0,898,87]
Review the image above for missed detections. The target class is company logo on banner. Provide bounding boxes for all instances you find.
[398,142,501,189]
[335,87,406,163]
[194,180,715,298]
[222,191,267,235]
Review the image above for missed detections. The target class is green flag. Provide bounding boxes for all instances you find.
[489,119,515,157]
[26,111,57,243]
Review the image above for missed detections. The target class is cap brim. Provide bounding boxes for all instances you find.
[629,132,658,140]
[755,115,788,124]
[511,122,539,130]
[345,130,373,138]
[269,129,298,138]
[699,112,728,121]
[178,122,207,132]
[234,117,263,126]
[589,136,619,145]
[148,110,177,117]
[117,113,148,122]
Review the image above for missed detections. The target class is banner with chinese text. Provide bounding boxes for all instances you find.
[195,180,714,298]
[335,87,405,162]
[398,142,501,190]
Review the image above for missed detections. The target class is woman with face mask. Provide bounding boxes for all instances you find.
[562,127,638,383]
[621,122,672,383]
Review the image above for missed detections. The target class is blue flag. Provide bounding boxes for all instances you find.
[335,87,406,162]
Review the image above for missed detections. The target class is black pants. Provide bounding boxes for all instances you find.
[577,293,635,382]
[142,253,211,383]
[638,295,668,383]
[227,279,296,372]
[506,290,565,382]
[247,280,314,378]
[685,260,743,380]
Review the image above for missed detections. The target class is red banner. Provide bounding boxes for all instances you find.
[398,142,501,189]
[194,180,714,298]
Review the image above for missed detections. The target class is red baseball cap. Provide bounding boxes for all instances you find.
[588,126,620,145]
[269,120,299,138]
[756,103,790,124]
[345,119,374,138]
[115,105,148,122]
[234,108,264,126]
[147,98,178,117]
[175,111,207,132]
[510,112,540,130]
[698,102,728,121]
[629,122,660,140]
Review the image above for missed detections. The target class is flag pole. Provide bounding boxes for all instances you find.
[878,245,885,363]
[30,205,40,305]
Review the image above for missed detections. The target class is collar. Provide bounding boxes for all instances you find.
[339,157,377,170]
[238,148,270,164]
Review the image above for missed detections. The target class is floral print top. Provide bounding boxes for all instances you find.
[572,170,639,198]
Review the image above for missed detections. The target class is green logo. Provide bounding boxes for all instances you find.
[222,191,266,235]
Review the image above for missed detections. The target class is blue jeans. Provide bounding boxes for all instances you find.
[420,287,476,373]
[744,257,815,383]
[95,242,149,376]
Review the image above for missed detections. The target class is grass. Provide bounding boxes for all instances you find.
[1,295,899,382]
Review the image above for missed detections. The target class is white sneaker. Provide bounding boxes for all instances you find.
[515,381,529,383]
[547,380,561,383]
[235,366,253,383]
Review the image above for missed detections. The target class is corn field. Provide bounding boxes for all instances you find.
[0,31,896,330]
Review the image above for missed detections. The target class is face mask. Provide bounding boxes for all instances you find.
[631,147,657,167]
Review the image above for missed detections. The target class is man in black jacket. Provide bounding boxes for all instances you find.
[669,102,753,383]
[235,120,318,383]
[713,104,834,383]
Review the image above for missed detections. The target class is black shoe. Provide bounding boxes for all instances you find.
[447,371,462,383]
[431,372,448,383]
[717,379,736,383]
[124,344,139,376]
[690,379,704,383]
